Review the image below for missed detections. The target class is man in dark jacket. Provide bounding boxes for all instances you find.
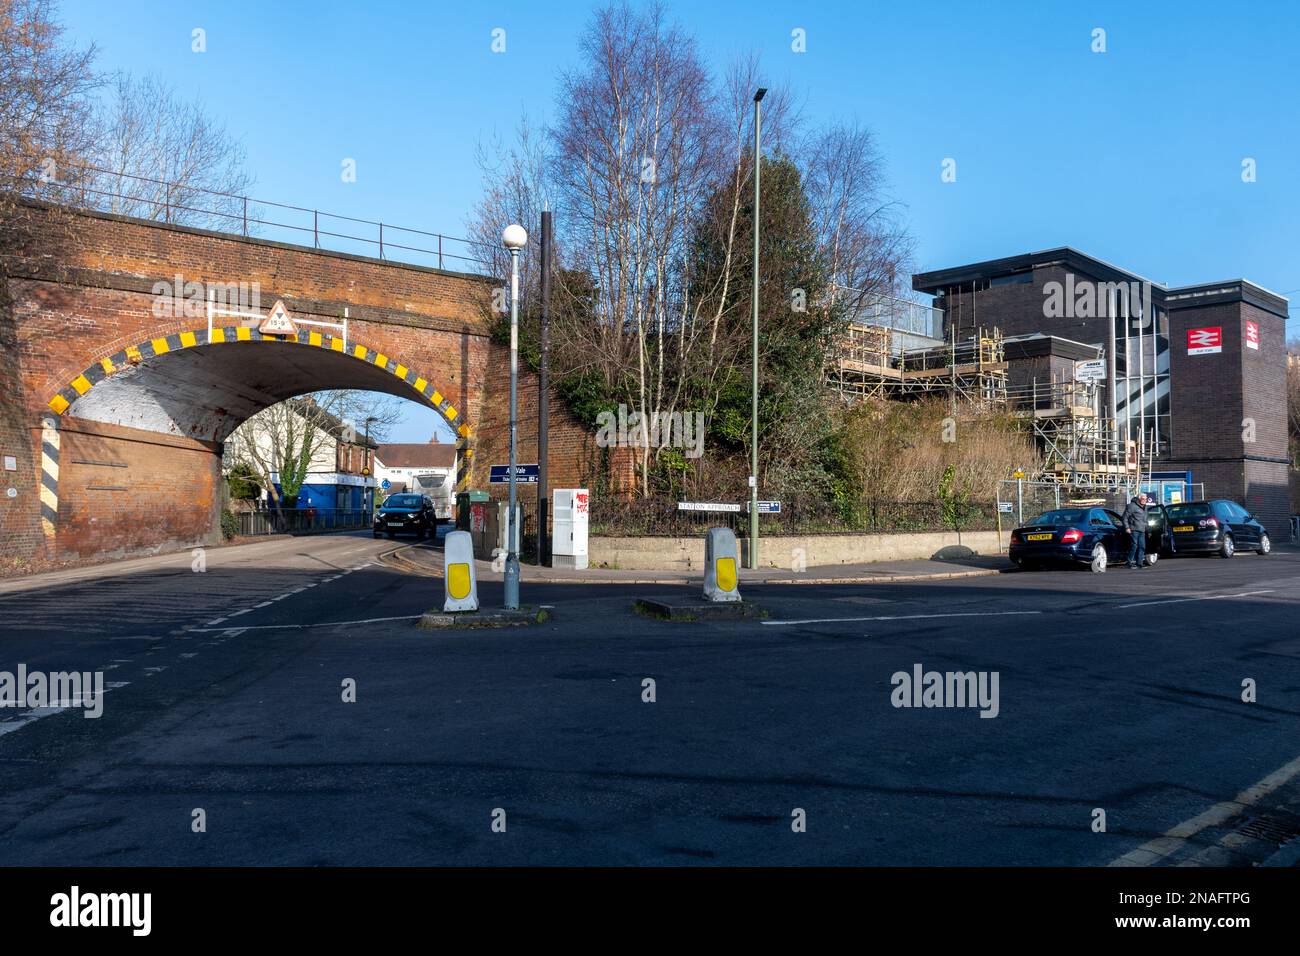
[1123,493,1149,568]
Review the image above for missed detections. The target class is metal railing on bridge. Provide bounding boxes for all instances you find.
[15,162,494,274]
[235,509,372,536]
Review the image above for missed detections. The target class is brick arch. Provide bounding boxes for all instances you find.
[45,324,474,439]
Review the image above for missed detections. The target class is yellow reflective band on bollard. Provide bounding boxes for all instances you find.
[448,563,471,600]
[716,557,737,592]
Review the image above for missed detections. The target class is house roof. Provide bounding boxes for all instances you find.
[375,442,456,469]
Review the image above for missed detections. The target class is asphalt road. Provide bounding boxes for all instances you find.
[2,532,1299,866]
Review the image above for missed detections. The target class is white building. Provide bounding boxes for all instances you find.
[374,442,457,519]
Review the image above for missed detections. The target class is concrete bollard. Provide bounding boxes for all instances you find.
[443,529,479,612]
[703,527,741,603]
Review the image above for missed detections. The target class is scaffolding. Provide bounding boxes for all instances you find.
[826,321,1008,408]
[824,287,1162,495]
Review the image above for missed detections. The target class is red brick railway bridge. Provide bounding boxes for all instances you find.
[0,203,591,573]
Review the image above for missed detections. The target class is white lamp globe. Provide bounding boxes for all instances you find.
[502,224,528,250]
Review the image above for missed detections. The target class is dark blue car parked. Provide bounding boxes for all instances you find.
[1009,506,1169,573]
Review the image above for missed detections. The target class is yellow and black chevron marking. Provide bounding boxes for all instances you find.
[46,326,472,438]
[39,414,60,538]
[455,442,474,491]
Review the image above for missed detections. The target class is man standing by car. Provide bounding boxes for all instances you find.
[1124,493,1149,569]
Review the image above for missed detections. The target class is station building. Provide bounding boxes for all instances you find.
[912,248,1291,534]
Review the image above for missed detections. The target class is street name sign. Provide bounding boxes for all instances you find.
[489,463,539,484]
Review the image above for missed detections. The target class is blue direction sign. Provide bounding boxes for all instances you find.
[381,479,391,490]
[489,463,540,484]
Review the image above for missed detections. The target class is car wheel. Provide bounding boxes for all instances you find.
[1145,552,1159,567]
[372,531,380,539]
[1258,533,1271,555]
[1089,543,1107,573]
[1220,534,1235,558]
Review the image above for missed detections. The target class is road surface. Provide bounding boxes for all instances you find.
[2,532,1299,866]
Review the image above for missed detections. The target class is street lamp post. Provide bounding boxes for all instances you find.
[502,223,528,609]
[750,88,766,570]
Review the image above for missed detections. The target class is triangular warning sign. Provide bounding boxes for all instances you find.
[259,300,297,336]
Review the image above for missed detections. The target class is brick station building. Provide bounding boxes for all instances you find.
[913,248,1291,535]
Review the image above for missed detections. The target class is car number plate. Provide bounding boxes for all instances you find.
[1173,525,1194,532]
[1026,533,1053,541]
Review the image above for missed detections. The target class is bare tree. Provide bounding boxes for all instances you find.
[224,391,403,511]
[550,1,723,495]
[86,72,253,228]
[803,121,914,314]
[465,2,912,500]
[468,114,549,309]
[0,0,97,241]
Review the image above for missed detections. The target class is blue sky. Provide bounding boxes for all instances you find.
[62,0,1300,441]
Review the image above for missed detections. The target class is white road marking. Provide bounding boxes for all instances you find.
[228,608,252,617]
[254,601,273,608]
[0,681,129,737]
[190,614,421,632]
[1109,751,1300,867]
[206,617,227,626]
[1118,589,1275,609]
[760,610,1042,626]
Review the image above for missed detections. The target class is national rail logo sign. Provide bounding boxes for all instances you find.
[1187,326,1222,355]
[1245,319,1260,350]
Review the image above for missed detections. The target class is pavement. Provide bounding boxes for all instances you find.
[2,530,1300,866]
[380,536,1012,585]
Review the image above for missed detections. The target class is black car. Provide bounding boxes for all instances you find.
[1165,499,1271,557]
[1009,506,1166,573]
[373,493,435,540]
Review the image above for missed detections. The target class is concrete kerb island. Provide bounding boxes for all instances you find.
[636,527,769,622]
[418,606,551,629]
[419,528,552,628]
